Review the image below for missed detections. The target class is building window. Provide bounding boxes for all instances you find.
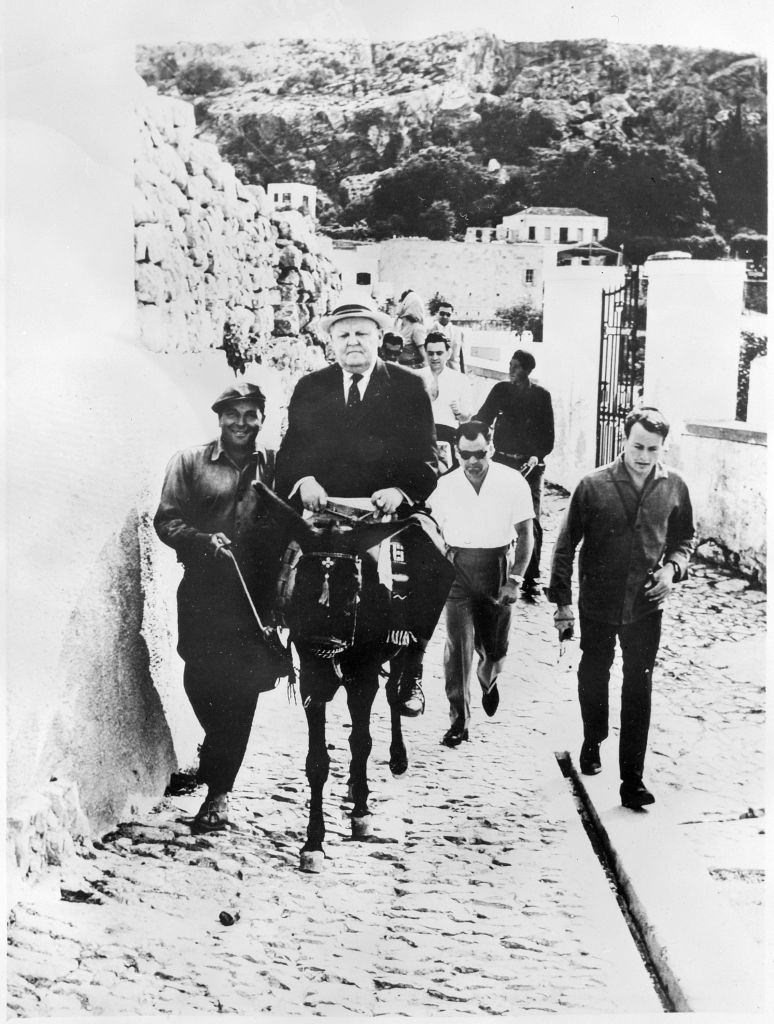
[283,192,292,203]
[592,228,600,242]
[528,226,536,241]
[524,269,534,284]
[274,193,280,203]
[577,228,585,242]
[355,272,371,285]
[544,226,551,241]
[559,227,569,242]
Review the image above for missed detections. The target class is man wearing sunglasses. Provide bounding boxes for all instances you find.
[428,421,534,747]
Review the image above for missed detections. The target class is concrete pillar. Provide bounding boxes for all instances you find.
[643,260,746,424]
[541,266,626,491]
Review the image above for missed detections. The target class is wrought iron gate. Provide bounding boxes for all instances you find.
[596,268,644,466]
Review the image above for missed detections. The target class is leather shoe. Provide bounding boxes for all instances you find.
[192,793,230,833]
[520,583,542,603]
[579,741,602,775]
[398,679,425,717]
[620,780,655,809]
[481,682,500,717]
[441,725,469,748]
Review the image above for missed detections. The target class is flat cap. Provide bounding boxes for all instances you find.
[211,381,266,414]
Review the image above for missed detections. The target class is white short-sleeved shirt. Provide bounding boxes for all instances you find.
[428,461,534,548]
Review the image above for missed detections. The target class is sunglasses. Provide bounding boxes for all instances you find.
[458,449,488,460]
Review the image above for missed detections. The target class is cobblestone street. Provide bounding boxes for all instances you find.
[7,490,766,1016]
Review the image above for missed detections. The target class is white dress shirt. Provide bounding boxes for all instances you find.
[424,367,472,427]
[341,364,375,401]
[428,461,534,548]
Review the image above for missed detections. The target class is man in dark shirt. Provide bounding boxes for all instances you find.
[548,407,695,809]
[154,382,286,833]
[477,349,554,600]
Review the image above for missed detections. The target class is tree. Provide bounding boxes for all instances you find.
[495,300,543,343]
[529,140,718,238]
[702,104,767,234]
[468,99,564,164]
[418,201,455,240]
[368,147,494,236]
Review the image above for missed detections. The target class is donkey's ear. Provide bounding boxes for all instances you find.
[253,479,317,545]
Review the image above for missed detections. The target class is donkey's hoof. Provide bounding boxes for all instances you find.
[389,747,408,776]
[299,848,325,873]
[351,814,374,840]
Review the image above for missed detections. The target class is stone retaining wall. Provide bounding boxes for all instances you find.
[134,78,340,386]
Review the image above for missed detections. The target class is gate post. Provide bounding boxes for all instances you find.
[541,265,626,491]
[643,260,746,424]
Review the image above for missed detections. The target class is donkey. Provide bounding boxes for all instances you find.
[254,481,454,872]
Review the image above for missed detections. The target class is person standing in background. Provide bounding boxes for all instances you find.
[477,349,554,602]
[429,299,466,372]
[395,288,429,369]
[423,332,472,470]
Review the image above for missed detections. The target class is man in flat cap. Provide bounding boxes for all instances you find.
[275,300,439,715]
[155,382,287,832]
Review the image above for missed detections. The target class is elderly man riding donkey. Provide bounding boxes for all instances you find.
[156,300,453,872]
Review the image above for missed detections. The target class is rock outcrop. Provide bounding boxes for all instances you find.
[134,77,340,381]
[137,34,767,210]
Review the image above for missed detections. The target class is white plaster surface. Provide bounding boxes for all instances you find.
[541,266,627,490]
[669,426,767,582]
[376,237,544,318]
[643,260,746,424]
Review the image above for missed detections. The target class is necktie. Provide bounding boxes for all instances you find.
[347,373,363,411]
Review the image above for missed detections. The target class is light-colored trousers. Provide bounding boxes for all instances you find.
[443,546,511,728]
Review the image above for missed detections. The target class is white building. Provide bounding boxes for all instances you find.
[267,182,317,218]
[498,207,608,246]
[328,240,380,301]
[464,226,498,243]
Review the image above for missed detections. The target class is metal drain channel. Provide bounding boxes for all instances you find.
[555,751,676,1012]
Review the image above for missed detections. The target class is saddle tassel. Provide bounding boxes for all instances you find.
[319,571,330,607]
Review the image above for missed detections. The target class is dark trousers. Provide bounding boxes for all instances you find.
[493,454,544,586]
[577,612,663,783]
[183,657,262,794]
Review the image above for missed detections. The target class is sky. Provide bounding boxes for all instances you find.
[5,0,771,69]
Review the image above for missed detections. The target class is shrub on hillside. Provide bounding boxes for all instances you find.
[177,59,236,96]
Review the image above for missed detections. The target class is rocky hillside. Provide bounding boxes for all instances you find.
[137,33,767,234]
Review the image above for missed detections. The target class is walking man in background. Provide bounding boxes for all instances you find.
[429,421,533,747]
[424,331,472,470]
[477,349,554,601]
[548,407,694,809]
[429,299,466,372]
[154,383,286,833]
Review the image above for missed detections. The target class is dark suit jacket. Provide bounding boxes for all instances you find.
[275,359,438,504]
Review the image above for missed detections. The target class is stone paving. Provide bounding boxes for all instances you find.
[6,489,765,1017]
